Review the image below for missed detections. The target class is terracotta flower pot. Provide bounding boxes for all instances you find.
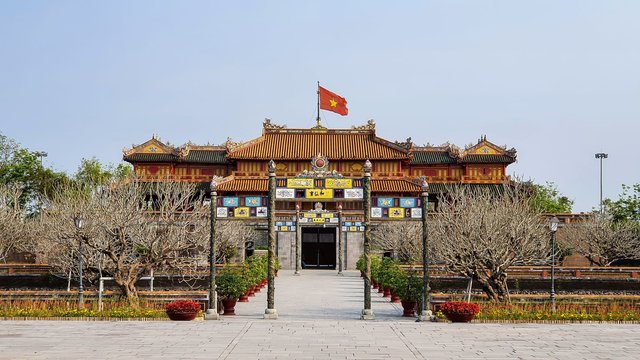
[372,281,379,290]
[383,287,392,298]
[166,311,198,321]
[391,295,401,303]
[239,292,249,302]
[443,313,477,323]
[378,286,384,294]
[401,300,417,317]
[222,298,238,315]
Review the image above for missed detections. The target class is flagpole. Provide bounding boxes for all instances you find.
[316,81,321,127]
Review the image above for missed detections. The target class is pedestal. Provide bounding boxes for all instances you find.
[204,309,220,320]
[263,308,278,320]
[360,309,375,320]
[416,310,434,322]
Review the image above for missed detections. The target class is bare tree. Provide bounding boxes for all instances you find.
[0,184,29,262]
[41,178,209,302]
[371,221,422,263]
[430,185,549,302]
[560,214,640,266]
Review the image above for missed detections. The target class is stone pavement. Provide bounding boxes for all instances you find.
[1,270,640,359]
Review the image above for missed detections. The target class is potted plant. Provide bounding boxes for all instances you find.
[165,300,201,321]
[370,256,381,291]
[392,271,423,317]
[356,255,365,277]
[379,257,402,298]
[440,301,480,323]
[217,268,248,315]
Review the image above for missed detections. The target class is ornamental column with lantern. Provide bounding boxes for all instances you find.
[205,177,221,320]
[417,179,433,322]
[264,160,278,319]
[361,159,375,320]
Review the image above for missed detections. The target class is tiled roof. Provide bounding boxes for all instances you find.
[410,151,457,164]
[218,178,268,192]
[124,150,227,164]
[372,179,421,193]
[124,153,178,162]
[427,183,505,195]
[460,155,515,164]
[183,150,227,164]
[227,131,409,160]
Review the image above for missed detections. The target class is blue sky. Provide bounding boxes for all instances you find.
[1,1,638,212]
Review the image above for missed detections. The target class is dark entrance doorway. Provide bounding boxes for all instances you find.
[302,227,336,269]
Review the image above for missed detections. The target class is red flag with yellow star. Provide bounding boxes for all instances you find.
[319,86,348,116]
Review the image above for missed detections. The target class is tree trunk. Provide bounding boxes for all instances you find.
[114,272,140,306]
[476,272,509,302]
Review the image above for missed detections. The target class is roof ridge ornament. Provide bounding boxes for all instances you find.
[351,119,375,131]
[263,118,287,130]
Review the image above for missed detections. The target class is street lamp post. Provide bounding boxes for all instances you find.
[205,177,220,320]
[337,203,343,276]
[361,160,374,320]
[264,160,278,319]
[595,153,608,213]
[548,216,559,313]
[73,216,84,309]
[417,179,433,322]
[294,204,301,276]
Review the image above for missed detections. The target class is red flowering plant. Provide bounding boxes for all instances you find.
[440,301,480,322]
[165,300,201,314]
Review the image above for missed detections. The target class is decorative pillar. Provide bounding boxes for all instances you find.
[295,203,301,275]
[337,203,344,275]
[417,179,433,322]
[205,177,220,320]
[264,160,278,319]
[361,160,375,320]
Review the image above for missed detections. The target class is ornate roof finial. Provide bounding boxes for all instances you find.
[268,159,276,173]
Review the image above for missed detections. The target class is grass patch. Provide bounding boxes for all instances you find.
[469,301,640,322]
[0,298,172,319]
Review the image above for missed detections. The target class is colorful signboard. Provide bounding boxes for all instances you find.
[325,178,353,189]
[305,189,334,199]
[377,197,394,207]
[245,196,262,207]
[223,197,239,207]
[287,178,314,188]
[275,189,296,199]
[276,177,363,200]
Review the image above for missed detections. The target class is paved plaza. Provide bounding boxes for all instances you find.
[1,271,639,359]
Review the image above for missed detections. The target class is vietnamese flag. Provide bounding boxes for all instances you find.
[319,86,348,116]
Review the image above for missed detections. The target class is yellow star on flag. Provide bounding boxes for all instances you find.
[329,99,337,107]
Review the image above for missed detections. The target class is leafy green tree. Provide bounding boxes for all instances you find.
[527,182,573,213]
[0,132,70,211]
[604,184,640,223]
[75,157,131,186]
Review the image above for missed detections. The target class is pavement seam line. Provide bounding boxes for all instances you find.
[218,321,253,360]
[390,323,423,359]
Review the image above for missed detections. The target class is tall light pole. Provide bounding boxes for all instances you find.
[73,216,84,309]
[33,151,48,167]
[205,177,220,320]
[361,160,374,320]
[417,179,433,322]
[548,216,559,313]
[595,153,608,213]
